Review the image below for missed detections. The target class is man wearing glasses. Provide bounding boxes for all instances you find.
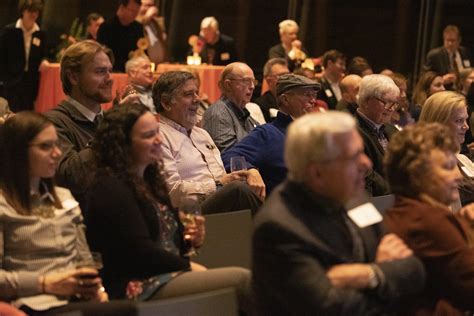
[203,62,260,152]
[355,74,400,196]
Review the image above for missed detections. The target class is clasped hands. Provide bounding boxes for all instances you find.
[220,168,266,200]
[40,268,108,302]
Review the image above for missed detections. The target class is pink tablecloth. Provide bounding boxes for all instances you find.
[35,63,129,113]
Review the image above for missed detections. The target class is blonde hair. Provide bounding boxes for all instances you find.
[279,19,298,35]
[419,91,466,125]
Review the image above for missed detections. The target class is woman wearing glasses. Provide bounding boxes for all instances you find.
[0,112,111,315]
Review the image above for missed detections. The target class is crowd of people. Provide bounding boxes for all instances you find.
[1,0,474,315]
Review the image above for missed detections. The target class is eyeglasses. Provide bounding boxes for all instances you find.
[29,141,62,152]
[228,78,259,86]
[375,97,399,110]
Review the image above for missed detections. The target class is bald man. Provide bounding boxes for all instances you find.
[336,74,362,115]
[203,62,259,152]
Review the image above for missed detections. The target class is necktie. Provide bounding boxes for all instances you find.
[452,53,459,73]
[94,113,103,127]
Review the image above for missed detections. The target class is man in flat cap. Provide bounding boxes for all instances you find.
[221,74,320,195]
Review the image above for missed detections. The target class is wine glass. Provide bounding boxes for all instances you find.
[75,251,103,278]
[230,156,247,172]
[179,193,205,256]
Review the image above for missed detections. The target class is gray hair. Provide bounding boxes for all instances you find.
[263,58,288,77]
[125,55,151,74]
[358,74,400,106]
[279,19,298,35]
[285,112,356,183]
[200,16,219,30]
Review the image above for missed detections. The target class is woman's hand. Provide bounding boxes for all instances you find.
[42,268,102,299]
[220,171,247,185]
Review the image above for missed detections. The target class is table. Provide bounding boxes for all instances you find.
[35,63,129,113]
[156,63,224,103]
[35,63,225,113]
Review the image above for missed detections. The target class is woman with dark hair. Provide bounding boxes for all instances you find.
[85,104,251,311]
[411,71,445,121]
[383,122,474,315]
[0,112,109,314]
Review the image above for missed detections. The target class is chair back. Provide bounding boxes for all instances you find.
[195,209,252,268]
[138,288,238,316]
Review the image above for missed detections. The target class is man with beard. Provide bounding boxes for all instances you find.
[46,40,114,206]
[203,62,260,152]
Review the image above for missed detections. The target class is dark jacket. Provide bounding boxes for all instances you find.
[254,90,277,123]
[199,33,237,65]
[317,76,339,110]
[423,46,471,75]
[253,181,425,316]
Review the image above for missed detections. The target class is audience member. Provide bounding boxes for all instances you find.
[0,112,131,315]
[388,72,414,127]
[347,56,373,77]
[424,25,472,90]
[255,58,289,122]
[384,122,474,315]
[125,55,156,113]
[85,104,252,313]
[335,74,361,115]
[45,40,112,207]
[97,0,143,72]
[85,13,104,41]
[155,71,264,214]
[136,0,168,64]
[0,0,48,112]
[317,49,346,109]
[458,67,474,96]
[419,91,474,207]
[197,16,237,65]
[222,73,319,195]
[268,19,307,71]
[356,74,400,195]
[252,111,425,315]
[203,62,259,152]
[411,71,445,121]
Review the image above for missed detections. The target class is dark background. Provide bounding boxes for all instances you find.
[1,0,473,90]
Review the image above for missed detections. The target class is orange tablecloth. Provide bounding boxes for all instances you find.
[35,63,129,113]
[35,63,224,113]
[156,63,224,103]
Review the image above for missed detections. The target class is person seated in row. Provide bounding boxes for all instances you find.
[85,104,252,313]
[202,62,260,153]
[384,122,474,315]
[411,70,445,121]
[255,58,290,123]
[125,55,156,113]
[155,71,265,214]
[0,112,142,315]
[268,19,307,71]
[355,74,400,196]
[335,74,361,115]
[84,12,104,41]
[317,49,346,110]
[252,111,425,315]
[221,74,320,196]
[137,0,168,64]
[419,91,474,207]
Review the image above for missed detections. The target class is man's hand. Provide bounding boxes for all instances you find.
[442,73,456,85]
[460,203,474,222]
[375,233,413,262]
[246,168,266,200]
[220,171,247,184]
[326,264,374,289]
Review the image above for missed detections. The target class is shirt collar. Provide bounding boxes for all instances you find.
[357,109,383,131]
[15,18,40,33]
[160,115,191,136]
[67,96,103,122]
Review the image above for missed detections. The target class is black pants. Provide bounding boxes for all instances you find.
[3,70,39,112]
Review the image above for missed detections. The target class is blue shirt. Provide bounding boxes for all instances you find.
[221,111,293,194]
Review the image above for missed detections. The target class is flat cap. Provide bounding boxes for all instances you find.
[276,73,321,96]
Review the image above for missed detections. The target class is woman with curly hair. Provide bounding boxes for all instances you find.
[85,104,251,311]
[383,122,474,315]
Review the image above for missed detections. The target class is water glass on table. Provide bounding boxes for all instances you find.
[230,156,248,172]
[179,193,205,257]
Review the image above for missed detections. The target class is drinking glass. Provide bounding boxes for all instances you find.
[230,156,247,172]
[179,193,205,256]
[76,251,103,273]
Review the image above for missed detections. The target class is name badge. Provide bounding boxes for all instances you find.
[325,89,333,98]
[347,203,382,228]
[32,37,41,47]
[463,59,471,67]
[220,52,230,61]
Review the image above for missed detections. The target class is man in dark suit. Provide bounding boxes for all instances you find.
[317,49,346,110]
[198,16,237,66]
[252,111,425,315]
[355,74,400,196]
[0,0,47,112]
[424,25,472,89]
